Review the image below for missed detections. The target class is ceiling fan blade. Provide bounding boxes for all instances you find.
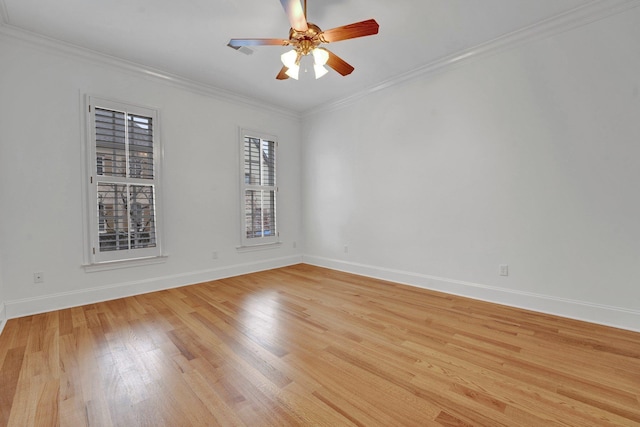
[228,38,290,47]
[325,49,355,76]
[276,66,290,80]
[280,0,308,32]
[320,19,379,43]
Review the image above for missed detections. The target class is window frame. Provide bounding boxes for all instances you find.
[239,128,279,247]
[83,95,164,266]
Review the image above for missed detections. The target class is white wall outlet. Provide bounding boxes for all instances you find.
[499,264,509,276]
[212,251,218,260]
[292,241,297,249]
[34,272,44,283]
[344,245,349,253]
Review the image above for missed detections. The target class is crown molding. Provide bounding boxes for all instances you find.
[2,0,638,119]
[0,22,301,121]
[304,0,640,117]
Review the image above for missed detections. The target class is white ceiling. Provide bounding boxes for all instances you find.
[1,0,595,112]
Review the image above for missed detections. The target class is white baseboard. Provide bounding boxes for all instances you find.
[5,255,302,320]
[303,255,640,333]
[0,302,6,336]
[6,254,639,334]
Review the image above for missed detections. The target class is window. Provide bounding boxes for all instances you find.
[240,130,278,246]
[96,155,104,175]
[85,96,162,264]
[98,201,106,233]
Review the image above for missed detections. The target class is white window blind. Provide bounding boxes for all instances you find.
[240,130,278,246]
[86,96,162,264]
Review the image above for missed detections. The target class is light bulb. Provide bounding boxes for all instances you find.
[312,48,329,66]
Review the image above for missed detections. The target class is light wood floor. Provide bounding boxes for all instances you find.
[1,264,639,426]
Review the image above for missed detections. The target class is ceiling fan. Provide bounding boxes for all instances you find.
[228,0,379,80]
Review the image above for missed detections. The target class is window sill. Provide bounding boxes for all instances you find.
[83,255,168,273]
[236,242,282,253]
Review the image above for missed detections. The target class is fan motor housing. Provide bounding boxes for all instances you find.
[289,23,323,54]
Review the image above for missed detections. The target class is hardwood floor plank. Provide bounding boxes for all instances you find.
[182,367,246,427]
[33,380,60,427]
[190,311,293,389]
[1,264,639,426]
[0,346,26,425]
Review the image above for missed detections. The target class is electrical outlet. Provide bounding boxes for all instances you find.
[292,241,297,249]
[344,245,349,254]
[499,264,509,276]
[212,251,218,260]
[34,272,44,283]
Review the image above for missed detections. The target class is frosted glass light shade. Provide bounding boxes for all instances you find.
[285,64,300,80]
[314,64,328,79]
[312,48,329,66]
[281,50,298,68]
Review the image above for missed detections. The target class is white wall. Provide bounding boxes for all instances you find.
[2,7,639,332]
[0,33,303,317]
[302,8,640,331]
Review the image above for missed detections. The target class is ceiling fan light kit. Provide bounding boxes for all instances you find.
[228,0,379,80]
[280,46,329,80]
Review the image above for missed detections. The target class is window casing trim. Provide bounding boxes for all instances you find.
[239,128,279,247]
[82,95,165,267]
